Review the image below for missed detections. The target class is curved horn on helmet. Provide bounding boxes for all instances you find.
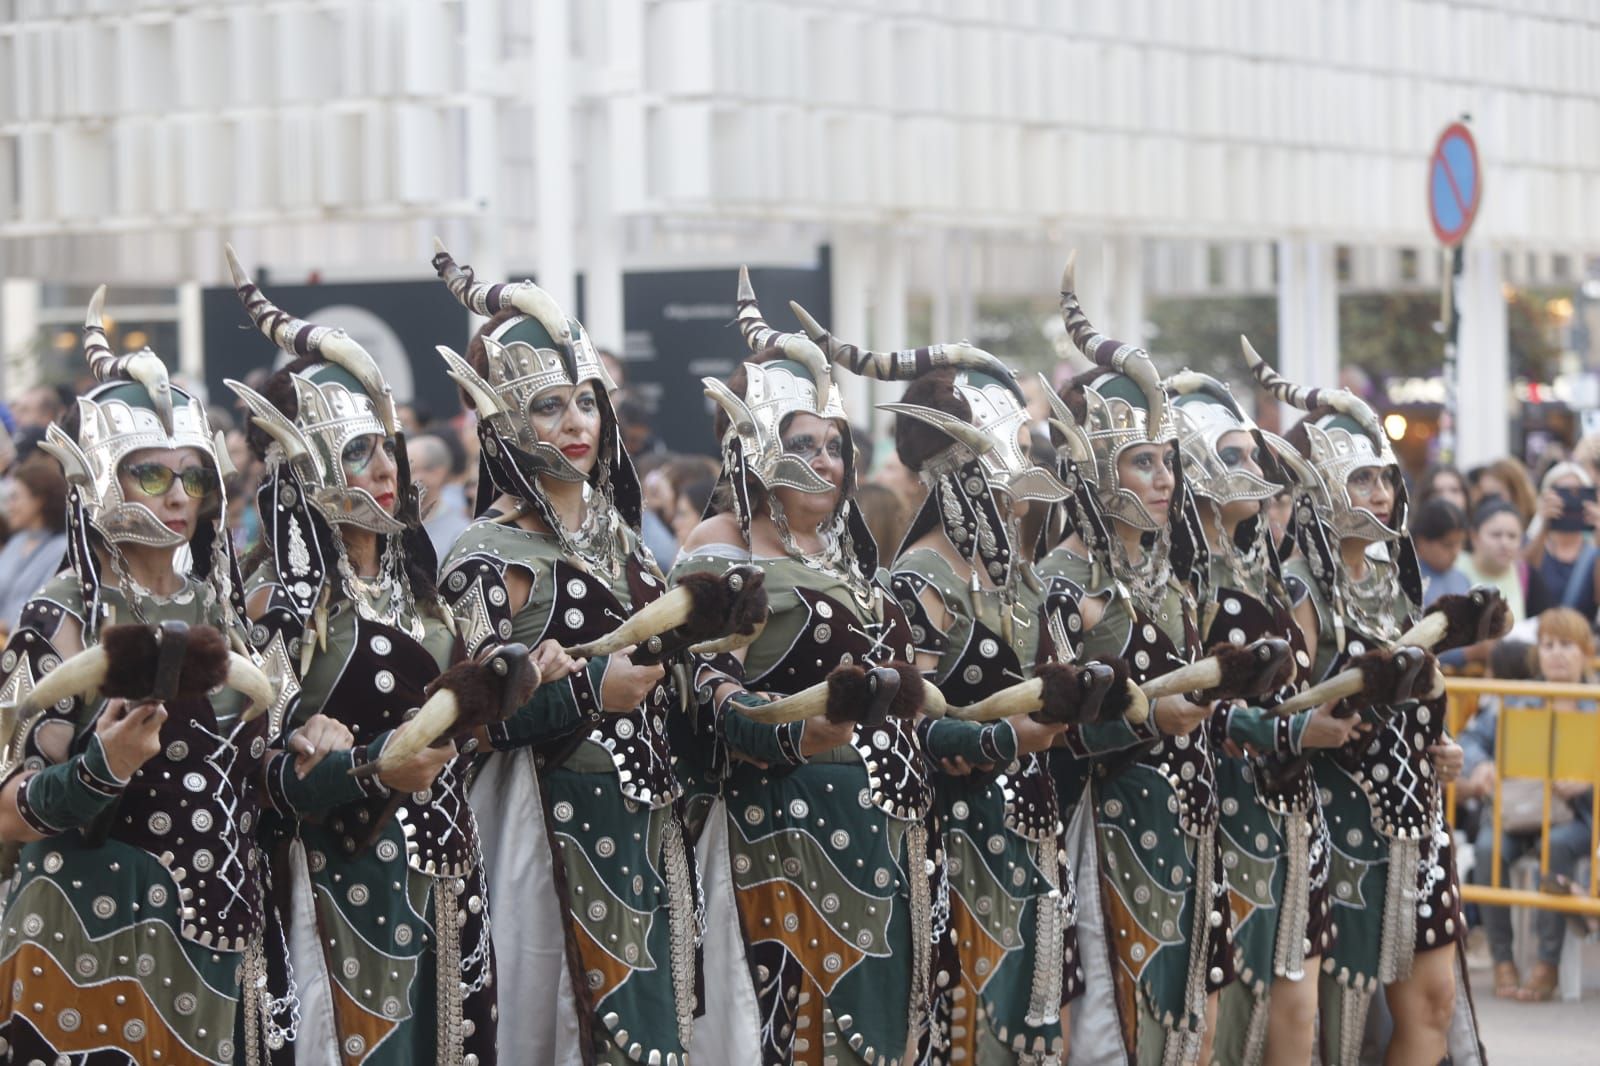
[1240,334,1385,446]
[1059,252,1167,438]
[224,244,398,436]
[876,402,997,457]
[788,300,1023,400]
[430,236,573,346]
[85,285,176,434]
[1240,334,1321,412]
[734,266,831,414]
[435,345,509,420]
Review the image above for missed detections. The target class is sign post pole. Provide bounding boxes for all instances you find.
[1429,118,1482,467]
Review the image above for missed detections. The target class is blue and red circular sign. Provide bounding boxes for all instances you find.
[1429,122,1481,246]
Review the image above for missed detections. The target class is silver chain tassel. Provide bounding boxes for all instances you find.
[662,815,699,1048]
[435,877,465,1066]
[1025,833,1066,1030]
[1274,811,1311,982]
[1378,837,1420,986]
[903,819,933,1065]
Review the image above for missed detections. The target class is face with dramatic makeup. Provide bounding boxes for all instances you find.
[1115,442,1176,526]
[1215,428,1268,526]
[771,411,845,523]
[528,381,602,482]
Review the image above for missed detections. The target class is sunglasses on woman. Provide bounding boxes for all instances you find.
[125,462,220,499]
[341,435,397,475]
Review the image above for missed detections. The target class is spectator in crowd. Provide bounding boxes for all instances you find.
[1458,608,1597,1002]
[408,432,472,558]
[598,349,626,397]
[870,448,926,519]
[1524,461,1600,626]
[0,456,68,633]
[1470,457,1539,527]
[9,384,67,431]
[1412,498,1472,606]
[670,474,717,548]
[856,482,908,560]
[1460,499,1544,627]
[634,453,681,564]
[616,396,661,457]
[397,401,431,436]
[1419,463,1471,514]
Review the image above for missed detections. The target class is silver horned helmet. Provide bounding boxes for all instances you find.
[431,238,613,486]
[1165,369,1282,506]
[1241,334,1406,542]
[41,286,222,549]
[222,245,404,534]
[1058,251,1177,531]
[701,267,850,501]
[788,303,1067,504]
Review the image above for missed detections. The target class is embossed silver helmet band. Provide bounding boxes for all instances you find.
[1165,370,1281,506]
[703,268,850,500]
[223,247,402,534]
[1058,253,1178,532]
[39,287,220,550]
[880,371,1070,504]
[1241,334,1405,541]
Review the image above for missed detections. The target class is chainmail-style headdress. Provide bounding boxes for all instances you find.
[1241,334,1422,641]
[701,269,879,583]
[431,239,642,576]
[41,287,241,638]
[789,302,1067,589]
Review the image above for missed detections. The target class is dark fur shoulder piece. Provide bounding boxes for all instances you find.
[99,623,229,700]
[1198,639,1292,702]
[1428,589,1512,652]
[1036,661,1106,725]
[677,567,768,640]
[1352,647,1436,709]
[176,626,232,697]
[824,664,871,724]
[1091,655,1137,720]
[886,663,925,720]
[424,657,506,733]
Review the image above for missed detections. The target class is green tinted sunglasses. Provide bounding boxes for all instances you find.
[125,462,219,500]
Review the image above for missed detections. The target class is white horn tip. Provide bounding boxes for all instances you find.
[1061,250,1078,294]
[737,264,754,301]
[432,236,448,255]
[223,244,249,286]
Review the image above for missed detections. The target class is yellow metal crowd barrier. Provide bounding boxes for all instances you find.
[1443,677,1600,917]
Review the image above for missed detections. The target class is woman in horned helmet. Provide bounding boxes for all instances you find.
[226,247,521,1066]
[0,288,282,1064]
[1164,365,1364,1066]
[430,242,702,1066]
[1241,345,1479,1066]
[1035,256,1233,1066]
[792,306,1099,1064]
[670,270,938,1066]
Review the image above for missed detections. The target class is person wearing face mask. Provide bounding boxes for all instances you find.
[1457,608,1596,1003]
[430,244,699,1066]
[0,288,287,1064]
[794,309,1093,1063]
[1165,368,1367,1066]
[670,272,935,1066]
[225,251,540,1066]
[1034,261,1232,1066]
[1244,350,1483,1066]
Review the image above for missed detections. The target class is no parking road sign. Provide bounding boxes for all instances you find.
[1429,122,1481,247]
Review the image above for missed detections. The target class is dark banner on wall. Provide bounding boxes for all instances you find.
[620,256,831,456]
[202,277,469,420]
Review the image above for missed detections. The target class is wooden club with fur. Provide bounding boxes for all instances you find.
[564,567,768,662]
